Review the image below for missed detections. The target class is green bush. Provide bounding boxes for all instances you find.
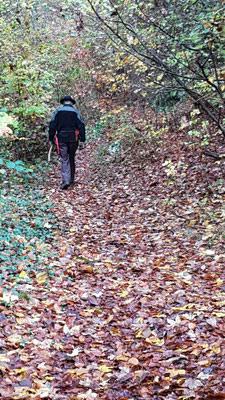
[0,187,58,281]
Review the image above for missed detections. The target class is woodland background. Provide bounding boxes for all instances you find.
[0,1,225,399]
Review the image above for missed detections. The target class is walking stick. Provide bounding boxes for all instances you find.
[48,143,53,163]
[48,133,60,163]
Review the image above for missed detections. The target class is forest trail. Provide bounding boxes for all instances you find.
[1,0,225,398]
[1,141,225,399]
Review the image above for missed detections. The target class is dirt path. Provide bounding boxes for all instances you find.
[1,143,225,399]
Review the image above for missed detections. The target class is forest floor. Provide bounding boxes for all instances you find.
[1,129,225,400]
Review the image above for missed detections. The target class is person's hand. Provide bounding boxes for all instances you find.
[79,142,85,150]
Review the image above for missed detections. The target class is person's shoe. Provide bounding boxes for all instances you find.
[60,183,70,190]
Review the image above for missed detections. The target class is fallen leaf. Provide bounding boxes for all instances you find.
[128,357,139,366]
[98,365,112,373]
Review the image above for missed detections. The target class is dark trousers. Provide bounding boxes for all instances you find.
[59,141,78,185]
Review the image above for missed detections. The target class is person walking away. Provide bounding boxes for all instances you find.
[49,95,85,190]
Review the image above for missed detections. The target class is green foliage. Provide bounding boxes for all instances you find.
[0,0,88,145]
[88,121,109,139]
[18,292,30,301]
[0,187,57,281]
[0,157,34,186]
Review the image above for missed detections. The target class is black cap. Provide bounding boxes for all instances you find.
[60,95,76,104]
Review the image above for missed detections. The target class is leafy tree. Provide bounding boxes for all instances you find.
[0,0,86,136]
[85,0,225,134]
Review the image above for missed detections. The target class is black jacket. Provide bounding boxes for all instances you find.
[49,105,85,143]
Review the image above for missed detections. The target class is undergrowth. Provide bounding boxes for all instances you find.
[0,141,59,284]
[88,107,166,180]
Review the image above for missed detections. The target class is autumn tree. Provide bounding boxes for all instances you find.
[83,0,225,134]
[0,0,88,135]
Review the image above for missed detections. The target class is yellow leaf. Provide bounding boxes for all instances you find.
[98,364,112,373]
[221,85,225,91]
[10,367,27,375]
[15,312,24,317]
[208,76,214,83]
[216,278,223,285]
[205,224,214,231]
[7,334,22,344]
[36,272,47,285]
[132,38,139,45]
[53,342,63,350]
[115,355,128,361]
[216,301,225,307]
[14,391,30,398]
[16,315,25,324]
[188,219,196,226]
[103,259,113,264]
[82,266,94,273]
[136,330,142,338]
[0,355,10,362]
[213,312,225,317]
[183,280,193,285]
[146,337,164,346]
[211,345,220,354]
[176,347,193,353]
[157,73,163,81]
[110,328,120,335]
[171,304,195,311]
[18,271,29,279]
[167,368,186,377]
[119,290,129,297]
[152,314,166,318]
[67,369,76,376]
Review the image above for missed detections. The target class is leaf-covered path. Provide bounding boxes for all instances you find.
[1,138,225,400]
